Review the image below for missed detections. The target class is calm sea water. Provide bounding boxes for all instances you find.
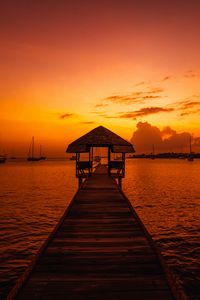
[0,159,200,299]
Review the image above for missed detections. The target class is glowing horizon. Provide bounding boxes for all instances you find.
[0,1,200,156]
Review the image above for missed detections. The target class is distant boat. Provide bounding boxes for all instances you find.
[0,155,6,164]
[187,135,194,162]
[39,145,46,160]
[151,144,156,160]
[27,137,41,161]
[70,155,76,161]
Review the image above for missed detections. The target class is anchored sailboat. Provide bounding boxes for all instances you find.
[39,145,46,160]
[151,144,156,159]
[0,155,6,163]
[27,137,41,161]
[188,135,194,161]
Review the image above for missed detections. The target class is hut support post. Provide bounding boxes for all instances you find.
[91,147,93,172]
[108,147,111,175]
[122,153,125,177]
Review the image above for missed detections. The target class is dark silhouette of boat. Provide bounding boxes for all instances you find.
[0,155,6,163]
[150,144,156,159]
[27,137,41,161]
[188,135,194,161]
[39,145,46,160]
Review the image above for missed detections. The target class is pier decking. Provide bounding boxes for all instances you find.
[7,165,178,300]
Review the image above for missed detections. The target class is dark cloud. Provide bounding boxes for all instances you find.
[178,99,200,117]
[80,121,95,124]
[131,122,198,153]
[103,87,164,105]
[162,76,172,81]
[181,101,200,109]
[184,70,200,78]
[180,109,200,117]
[95,103,108,108]
[148,87,164,94]
[134,81,149,86]
[118,107,174,119]
[104,94,143,104]
[59,113,75,119]
[170,97,200,117]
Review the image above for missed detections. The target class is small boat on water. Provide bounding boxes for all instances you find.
[150,144,156,160]
[187,135,194,162]
[0,155,6,163]
[39,145,46,160]
[27,137,41,161]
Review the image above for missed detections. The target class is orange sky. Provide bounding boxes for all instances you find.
[0,0,200,156]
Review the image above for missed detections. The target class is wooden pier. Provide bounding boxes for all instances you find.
[7,165,182,300]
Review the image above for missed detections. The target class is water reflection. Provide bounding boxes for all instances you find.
[124,159,200,300]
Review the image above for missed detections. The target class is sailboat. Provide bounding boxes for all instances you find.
[39,145,46,160]
[151,144,156,160]
[27,137,41,161]
[0,155,6,163]
[187,135,194,161]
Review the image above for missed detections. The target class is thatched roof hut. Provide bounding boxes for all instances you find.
[66,126,135,153]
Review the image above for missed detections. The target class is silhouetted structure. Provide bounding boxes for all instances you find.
[66,125,135,187]
[0,155,6,163]
[27,137,41,161]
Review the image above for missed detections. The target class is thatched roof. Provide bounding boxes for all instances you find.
[66,126,135,153]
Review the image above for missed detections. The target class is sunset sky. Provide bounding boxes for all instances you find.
[0,0,200,156]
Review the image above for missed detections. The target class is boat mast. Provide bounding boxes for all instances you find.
[152,144,155,155]
[32,136,34,158]
[189,135,192,154]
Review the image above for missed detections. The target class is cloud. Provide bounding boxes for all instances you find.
[118,107,174,119]
[180,109,200,117]
[162,76,172,81]
[184,70,200,78]
[102,87,164,105]
[134,81,149,86]
[170,97,200,117]
[131,122,198,153]
[104,94,143,104]
[94,103,108,108]
[161,126,176,138]
[80,121,95,124]
[178,99,200,117]
[59,113,76,119]
[180,101,200,110]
